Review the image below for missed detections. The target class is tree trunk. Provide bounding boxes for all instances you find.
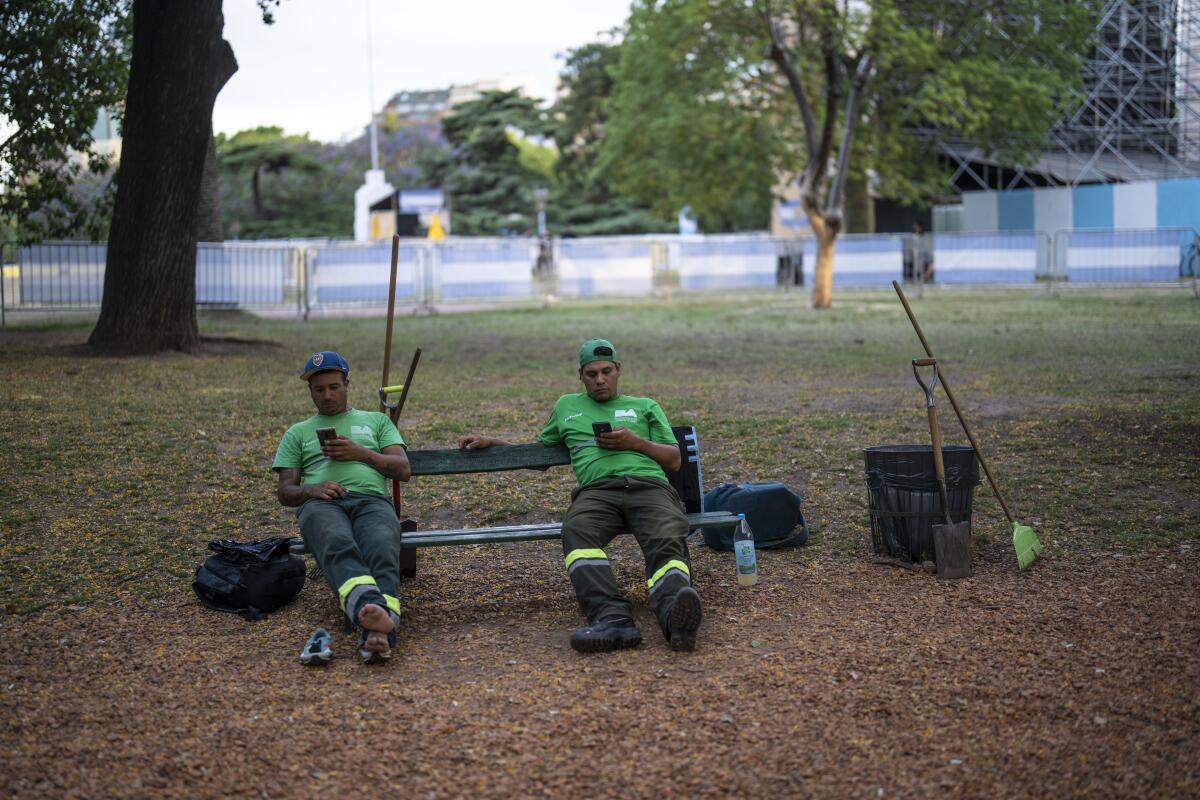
[809,212,836,309]
[251,166,264,220]
[196,134,223,242]
[89,0,237,354]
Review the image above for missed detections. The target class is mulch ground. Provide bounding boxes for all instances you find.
[2,535,1196,799]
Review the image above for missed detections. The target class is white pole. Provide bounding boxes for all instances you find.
[366,0,379,172]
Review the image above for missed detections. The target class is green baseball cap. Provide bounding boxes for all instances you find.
[579,338,618,367]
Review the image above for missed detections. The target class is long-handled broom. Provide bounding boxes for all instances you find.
[892,281,1043,569]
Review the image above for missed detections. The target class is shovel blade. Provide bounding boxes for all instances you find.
[1013,522,1042,570]
[933,521,972,580]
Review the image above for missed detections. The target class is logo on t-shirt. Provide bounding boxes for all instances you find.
[351,425,372,437]
[614,409,637,419]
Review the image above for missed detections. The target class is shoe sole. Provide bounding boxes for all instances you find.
[668,587,702,652]
[299,650,332,666]
[359,648,392,664]
[570,630,643,654]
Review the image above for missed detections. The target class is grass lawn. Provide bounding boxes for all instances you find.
[0,287,1197,798]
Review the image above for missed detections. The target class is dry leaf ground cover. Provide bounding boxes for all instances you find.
[0,288,1197,798]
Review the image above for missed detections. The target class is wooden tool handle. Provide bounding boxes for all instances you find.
[927,406,945,482]
[380,235,400,412]
[893,281,1016,524]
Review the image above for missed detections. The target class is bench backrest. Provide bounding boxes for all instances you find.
[405,426,706,514]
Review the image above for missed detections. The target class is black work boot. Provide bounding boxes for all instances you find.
[666,587,702,652]
[570,617,643,653]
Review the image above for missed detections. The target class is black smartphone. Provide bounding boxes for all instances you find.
[316,427,338,445]
[592,421,613,436]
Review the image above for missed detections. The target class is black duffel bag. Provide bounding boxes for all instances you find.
[701,481,809,551]
[193,536,305,620]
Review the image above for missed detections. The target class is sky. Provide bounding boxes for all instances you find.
[213,0,632,143]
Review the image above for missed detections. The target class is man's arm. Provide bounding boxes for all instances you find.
[321,438,411,481]
[595,428,681,473]
[277,468,347,507]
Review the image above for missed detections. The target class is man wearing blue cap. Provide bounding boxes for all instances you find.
[273,351,411,664]
[459,339,702,653]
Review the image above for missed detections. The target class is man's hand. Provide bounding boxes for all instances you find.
[306,480,348,500]
[596,427,681,472]
[277,468,349,507]
[594,426,642,451]
[459,434,508,450]
[321,435,370,462]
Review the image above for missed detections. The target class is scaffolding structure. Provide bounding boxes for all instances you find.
[943,0,1200,190]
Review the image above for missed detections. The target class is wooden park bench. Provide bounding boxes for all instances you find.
[288,426,739,577]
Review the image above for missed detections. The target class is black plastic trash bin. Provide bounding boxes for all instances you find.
[863,444,980,562]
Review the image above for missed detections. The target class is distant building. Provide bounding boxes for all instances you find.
[377,78,541,129]
[72,106,121,166]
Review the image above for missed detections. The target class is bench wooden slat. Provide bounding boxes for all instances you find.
[407,444,571,476]
[288,511,740,555]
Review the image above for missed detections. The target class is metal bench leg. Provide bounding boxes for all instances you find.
[400,518,417,578]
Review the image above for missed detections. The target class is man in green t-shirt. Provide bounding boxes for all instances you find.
[272,351,412,664]
[460,339,702,653]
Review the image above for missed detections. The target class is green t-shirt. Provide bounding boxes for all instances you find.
[537,392,677,487]
[272,408,405,497]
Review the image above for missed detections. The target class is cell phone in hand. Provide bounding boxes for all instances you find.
[316,427,338,445]
[592,421,613,436]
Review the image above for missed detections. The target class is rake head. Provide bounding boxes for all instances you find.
[1013,522,1042,570]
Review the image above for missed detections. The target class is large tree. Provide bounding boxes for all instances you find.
[88,0,238,353]
[604,0,1098,307]
[0,0,132,242]
[420,90,550,236]
[549,42,675,235]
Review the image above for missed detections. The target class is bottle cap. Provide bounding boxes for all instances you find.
[737,513,746,518]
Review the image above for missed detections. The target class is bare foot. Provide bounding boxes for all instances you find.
[357,603,395,635]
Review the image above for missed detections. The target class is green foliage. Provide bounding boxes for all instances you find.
[602,0,1098,220]
[0,0,132,243]
[512,132,557,180]
[420,90,550,236]
[549,41,675,236]
[217,123,446,239]
[867,0,1100,204]
[598,3,779,232]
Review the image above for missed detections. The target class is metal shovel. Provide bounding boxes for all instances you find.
[913,358,972,579]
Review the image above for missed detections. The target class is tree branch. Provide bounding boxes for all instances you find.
[763,13,817,162]
[825,54,873,226]
[0,126,29,159]
[812,5,842,196]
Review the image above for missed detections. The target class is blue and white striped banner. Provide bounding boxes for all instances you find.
[802,236,903,287]
[933,234,1039,284]
[310,243,419,304]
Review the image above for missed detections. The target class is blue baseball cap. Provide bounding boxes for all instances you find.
[300,351,349,380]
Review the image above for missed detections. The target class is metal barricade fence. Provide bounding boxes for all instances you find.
[16,241,107,306]
[669,233,780,290]
[2,230,1197,325]
[1051,227,1199,284]
[433,238,537,302]
[930,231,1051,284]
[555,237,655,297]
[196,242,291,306]
[305,241,424,310]
[801,232,907,287]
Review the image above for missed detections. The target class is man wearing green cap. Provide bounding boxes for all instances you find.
[459,339,702,653]
[273,351,412,664]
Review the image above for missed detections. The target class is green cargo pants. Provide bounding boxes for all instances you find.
[561,475,693,634]
[297,491,402,626]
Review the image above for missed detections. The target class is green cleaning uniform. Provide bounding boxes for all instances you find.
[273,408,405,624]
[538,392,693,632]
